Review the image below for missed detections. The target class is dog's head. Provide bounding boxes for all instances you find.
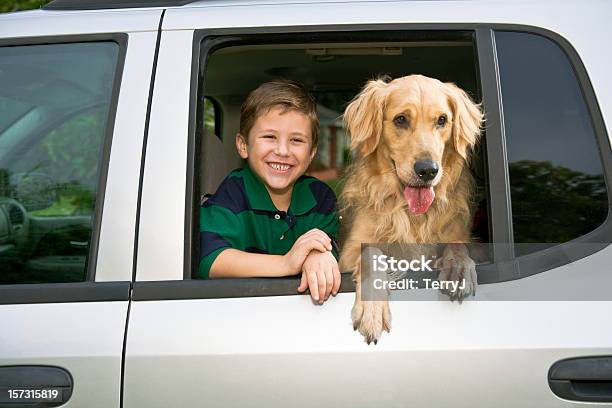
[344,74,483,214]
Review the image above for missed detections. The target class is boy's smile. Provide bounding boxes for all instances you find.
[236,106,316,209]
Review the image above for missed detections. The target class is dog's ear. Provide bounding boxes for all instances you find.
[444,82,483,160]
[344,79,388,157]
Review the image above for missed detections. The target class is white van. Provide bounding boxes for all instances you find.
[1,0,611,407]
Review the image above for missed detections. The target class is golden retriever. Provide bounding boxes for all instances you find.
[339,75,483,344]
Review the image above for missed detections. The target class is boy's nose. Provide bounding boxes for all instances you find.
[275,139,290,156]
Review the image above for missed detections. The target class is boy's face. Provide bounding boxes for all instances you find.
[236,106,316,199]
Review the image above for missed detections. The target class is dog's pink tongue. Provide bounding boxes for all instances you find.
[403,186,435,214]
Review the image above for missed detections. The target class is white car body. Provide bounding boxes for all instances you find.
[1,1,611,407]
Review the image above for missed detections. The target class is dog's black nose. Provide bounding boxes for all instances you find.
[414,160,439,182]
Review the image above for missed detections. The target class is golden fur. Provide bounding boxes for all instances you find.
[339,75,483,344]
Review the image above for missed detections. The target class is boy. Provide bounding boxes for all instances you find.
[199,80,340,304]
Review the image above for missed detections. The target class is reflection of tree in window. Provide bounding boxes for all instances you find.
[19,106,107,216]
[510,160,607,244]
[496,31,610,252]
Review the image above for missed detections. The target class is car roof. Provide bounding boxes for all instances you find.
[39,0,582,11]
[0,0,603,40]
[43,0,196,10]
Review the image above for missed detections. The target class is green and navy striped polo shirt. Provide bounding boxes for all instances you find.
[198,165,339,279]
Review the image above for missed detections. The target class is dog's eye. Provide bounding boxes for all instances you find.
[436,115,447,127]
[393,115,409,127]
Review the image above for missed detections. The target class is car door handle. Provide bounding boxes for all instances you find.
[549,356,612,402]
[0,365,73,407]
[70,240,89,249]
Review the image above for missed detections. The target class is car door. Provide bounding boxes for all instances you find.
[0,8,162,407]
[124,2,612,407]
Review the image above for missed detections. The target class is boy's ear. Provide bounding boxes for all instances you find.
[309,144,317,162]
[236,133,248,159]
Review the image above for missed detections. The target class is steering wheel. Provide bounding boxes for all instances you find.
[0,197,31,256]
[10,172,57,212]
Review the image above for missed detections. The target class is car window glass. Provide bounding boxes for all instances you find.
[12,105,108,216]
[495,31,608,255]
[0,41,119,284]
[0,96,32,133]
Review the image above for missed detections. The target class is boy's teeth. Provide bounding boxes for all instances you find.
[270,163,290,171]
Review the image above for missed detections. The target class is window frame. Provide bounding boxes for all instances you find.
[0,33,130,304]
[180,24,494,300]
[133,23,611,301]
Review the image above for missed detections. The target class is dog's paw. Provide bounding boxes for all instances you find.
[435,254,477,302]
[352,299,391,344]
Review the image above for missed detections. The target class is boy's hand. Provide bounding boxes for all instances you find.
[283,228,333,275]
[297,250,340,304]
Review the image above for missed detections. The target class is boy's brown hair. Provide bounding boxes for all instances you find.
[239,79,319,148]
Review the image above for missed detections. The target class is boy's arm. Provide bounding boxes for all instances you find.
[199,204,242,279]
[209,228,333,279]
[209,250,289,278]
[293,182,341,303]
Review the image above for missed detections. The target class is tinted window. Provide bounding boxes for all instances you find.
[496,31,608,253]
[0,96,32,133]
[0,42,119,284]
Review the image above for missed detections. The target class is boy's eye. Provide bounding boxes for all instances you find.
[291,138,306,143]
[262,134,276,139]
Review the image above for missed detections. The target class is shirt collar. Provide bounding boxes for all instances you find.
[242,165,317,215]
